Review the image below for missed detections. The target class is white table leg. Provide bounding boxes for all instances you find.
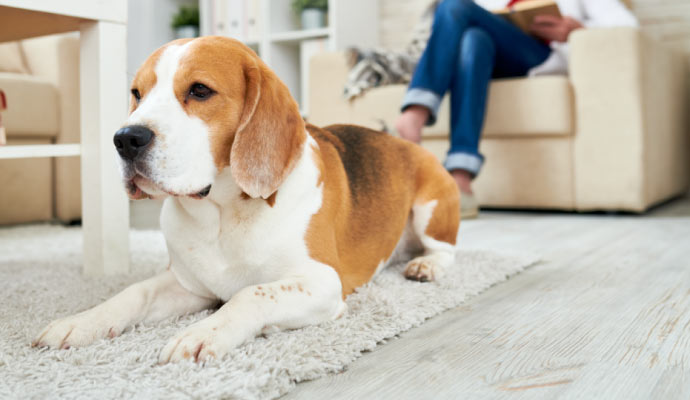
[79,20,129,276]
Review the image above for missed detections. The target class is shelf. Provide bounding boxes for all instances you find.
[269,27,330,44]
[200,0,379,112]
[0,143,81,159]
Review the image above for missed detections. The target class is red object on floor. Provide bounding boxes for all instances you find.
[0,90,6,145]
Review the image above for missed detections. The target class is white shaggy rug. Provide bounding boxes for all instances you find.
[0,225,538,399]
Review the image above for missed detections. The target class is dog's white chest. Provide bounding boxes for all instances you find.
[160,142,323,301]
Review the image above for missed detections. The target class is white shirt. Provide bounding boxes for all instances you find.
[475,0,638,75]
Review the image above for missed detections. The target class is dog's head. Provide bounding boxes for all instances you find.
[115,36,305,200]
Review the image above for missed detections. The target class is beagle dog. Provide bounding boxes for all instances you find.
[33,36,460,363]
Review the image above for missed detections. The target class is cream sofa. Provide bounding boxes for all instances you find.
[0,34,81,224]
[308,27,689,212]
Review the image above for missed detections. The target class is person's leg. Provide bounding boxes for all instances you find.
[445,28,550,194]
[446,27,495,195]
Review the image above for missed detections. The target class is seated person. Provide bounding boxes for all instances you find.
[393,0,638,218]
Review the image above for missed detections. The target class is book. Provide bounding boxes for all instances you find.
[493,0,562,34]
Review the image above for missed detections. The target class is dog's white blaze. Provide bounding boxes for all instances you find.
[125,42,217,195]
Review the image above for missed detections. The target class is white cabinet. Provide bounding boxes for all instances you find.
[200,0,379,115]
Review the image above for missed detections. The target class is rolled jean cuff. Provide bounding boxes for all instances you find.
[444,151,484,176]
[400,88,442,126]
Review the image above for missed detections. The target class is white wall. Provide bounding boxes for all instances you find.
[127,0,197,82]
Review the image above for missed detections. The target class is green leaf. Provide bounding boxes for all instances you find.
[291,0,328,15]
[171,5,200,29]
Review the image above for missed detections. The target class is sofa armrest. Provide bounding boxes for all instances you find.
[307,51,352,127]
[570,27,688,211]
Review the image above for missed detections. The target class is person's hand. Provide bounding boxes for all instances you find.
[529,15,583,42]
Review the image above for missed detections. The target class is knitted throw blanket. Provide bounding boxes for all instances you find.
[343,1,439,100]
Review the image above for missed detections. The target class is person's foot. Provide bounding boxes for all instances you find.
[459,191,479,219]
[395,105,429,144]
[450,169,473,195]
[450,170,479,219]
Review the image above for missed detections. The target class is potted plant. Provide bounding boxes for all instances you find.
[292,0,328,30]
[171,5,200,39]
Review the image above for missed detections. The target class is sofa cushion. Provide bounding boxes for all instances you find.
[0,42,30,74]
[0,72,59,137]
[432,76,574,138]
[482,76,574,137]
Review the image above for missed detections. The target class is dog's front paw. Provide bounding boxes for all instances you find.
[159,318,246,364]
[32,311,120,350]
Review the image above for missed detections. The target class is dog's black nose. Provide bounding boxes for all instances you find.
[114,125,154,161]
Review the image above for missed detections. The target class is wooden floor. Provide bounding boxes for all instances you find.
[284,193,690,399]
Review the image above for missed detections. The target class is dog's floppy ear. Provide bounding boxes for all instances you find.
[230,57,306,199]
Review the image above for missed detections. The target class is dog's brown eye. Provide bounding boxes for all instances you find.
[131,88,141,102]
[189,83,214,100]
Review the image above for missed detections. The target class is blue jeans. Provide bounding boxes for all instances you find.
[401,0,551,176]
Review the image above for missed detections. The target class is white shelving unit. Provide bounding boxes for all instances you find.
[270,27,330,43]
[200,0,379,115]
[0,144,81,159]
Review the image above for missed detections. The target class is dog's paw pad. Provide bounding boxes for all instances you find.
[404,257,441,282]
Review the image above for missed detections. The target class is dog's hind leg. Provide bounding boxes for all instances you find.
[403,166,460,282]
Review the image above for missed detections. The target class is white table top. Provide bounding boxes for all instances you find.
[0,0,126,43]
